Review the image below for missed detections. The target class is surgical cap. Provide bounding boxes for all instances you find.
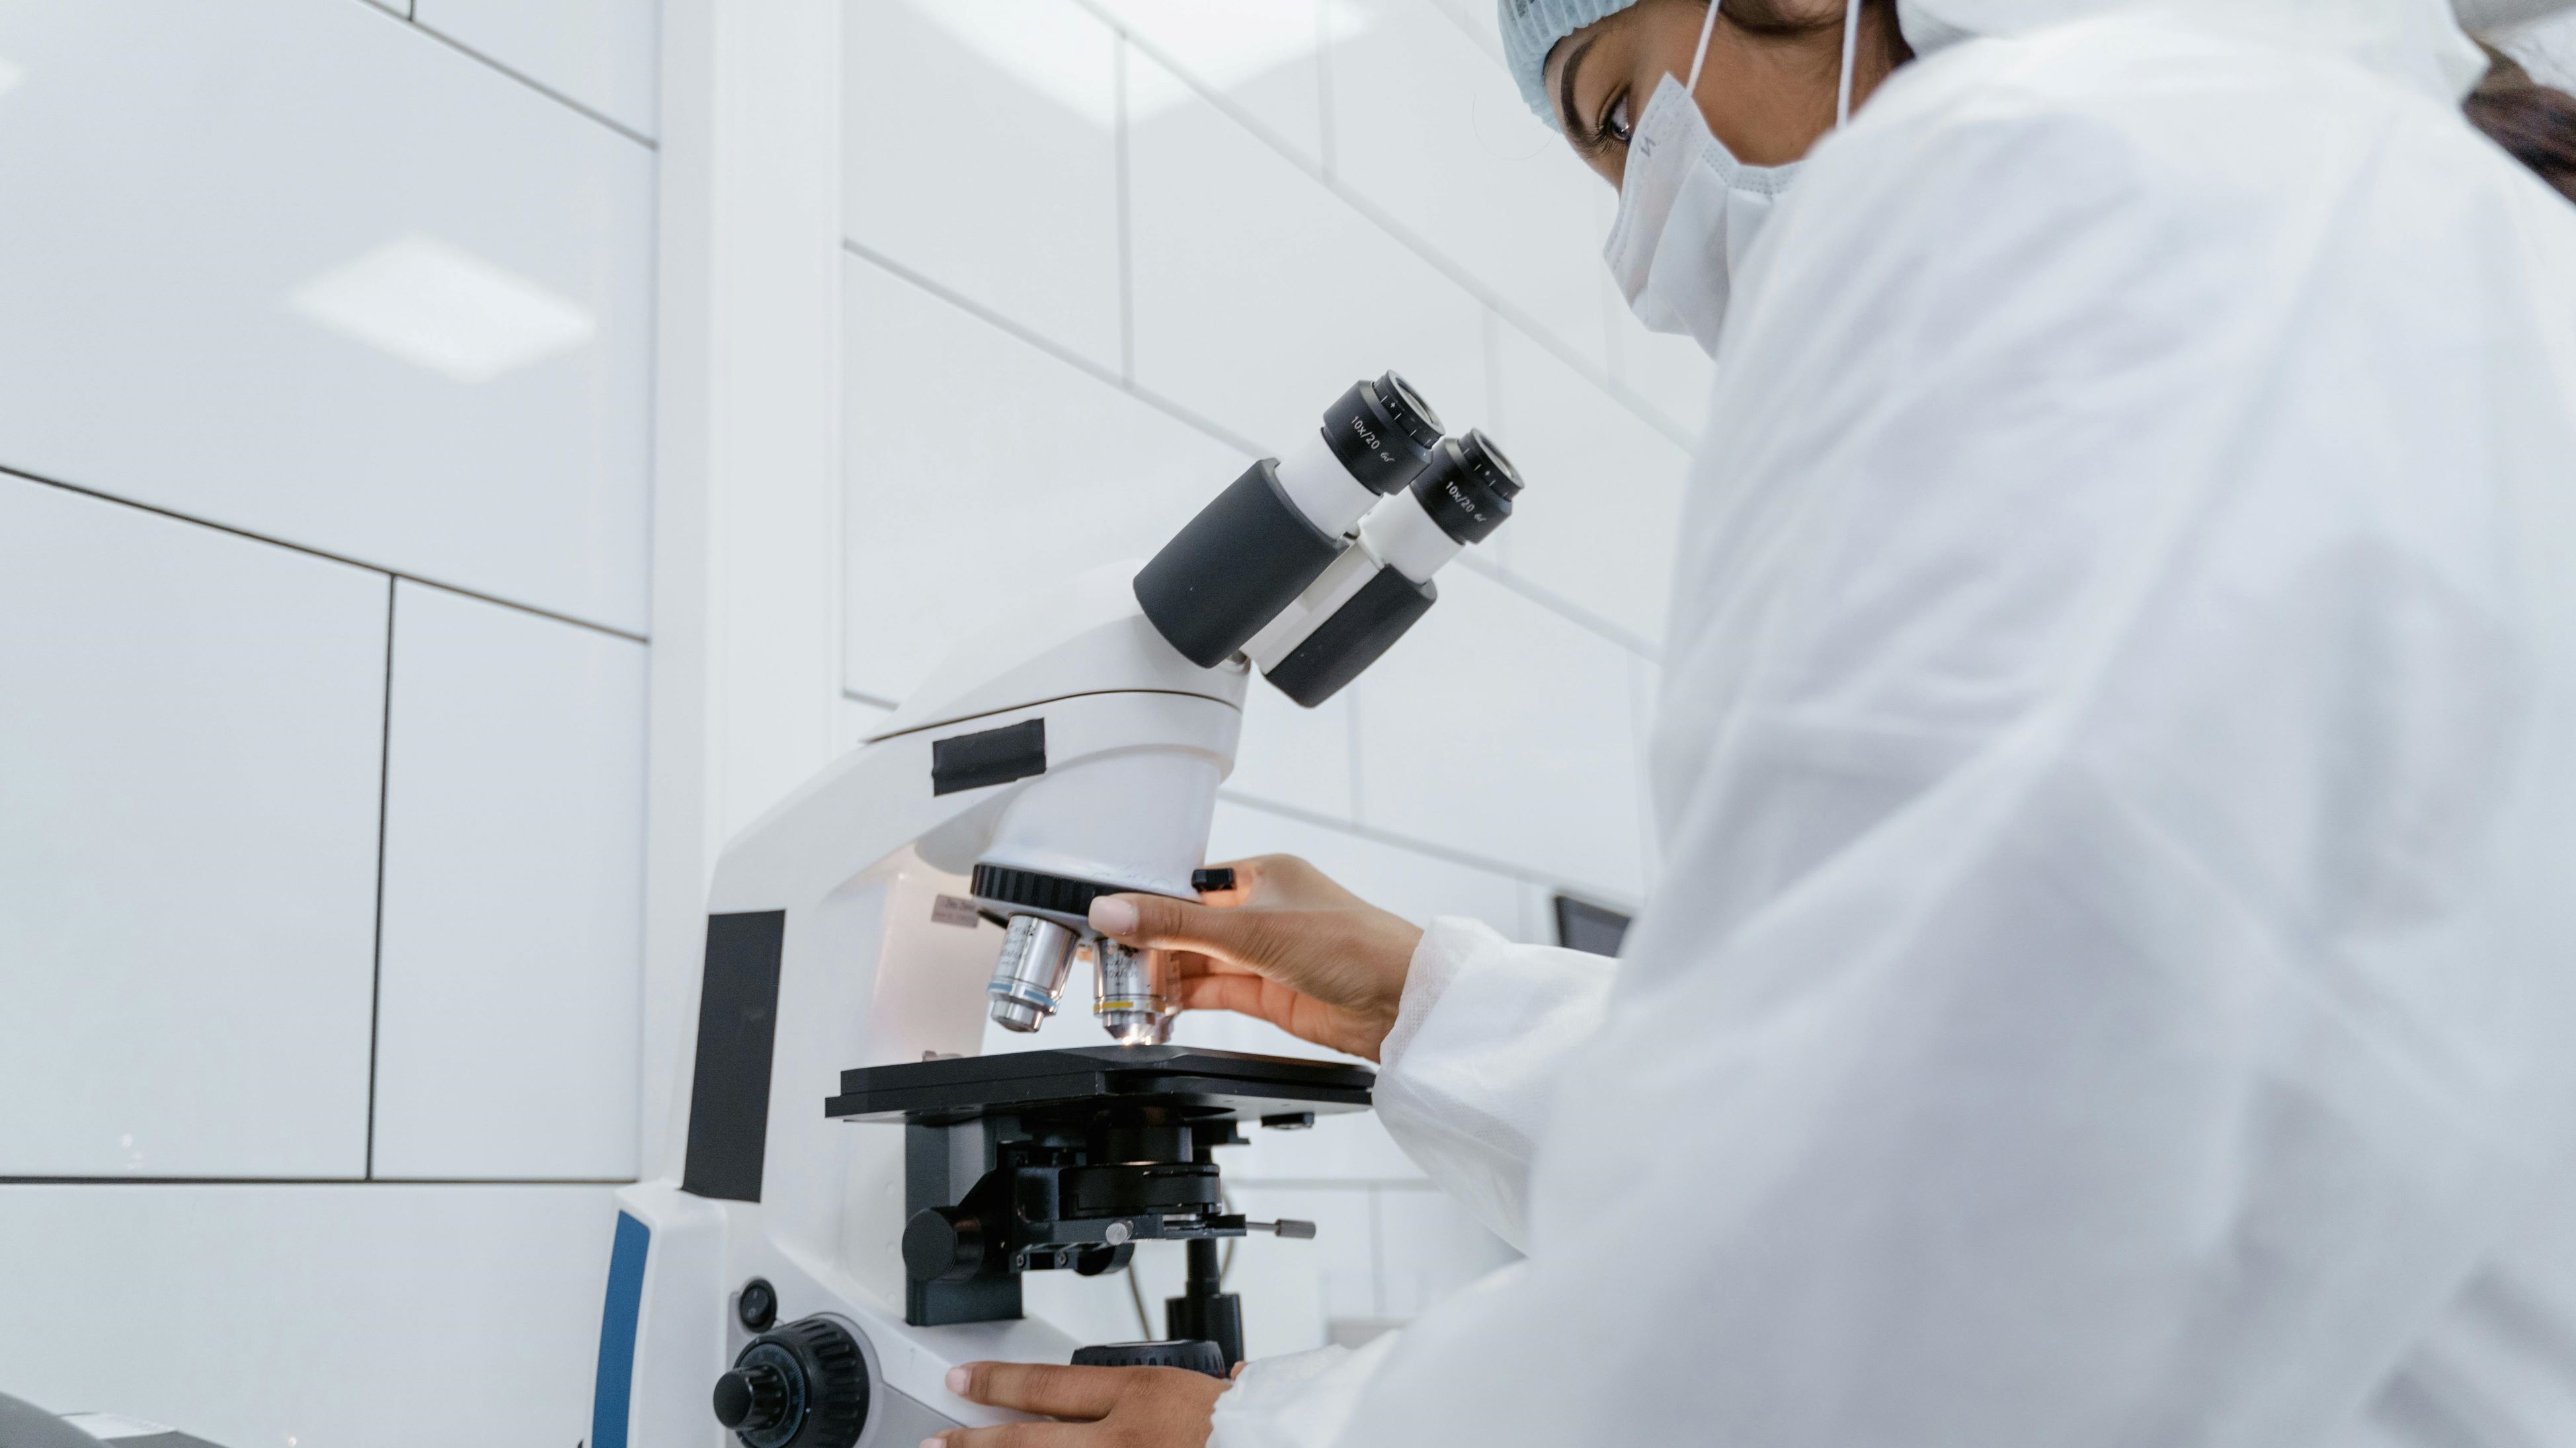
[1498,0,1644,126]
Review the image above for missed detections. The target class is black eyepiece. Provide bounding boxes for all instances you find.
[1320,370,1445,495]
[1412,428,1523,545]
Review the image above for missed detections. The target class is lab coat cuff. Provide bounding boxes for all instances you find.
[1207,1334,1402,1448]
[1377,915,1504,1081]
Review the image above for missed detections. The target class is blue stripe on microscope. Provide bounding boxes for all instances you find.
[590,1211,651,1448]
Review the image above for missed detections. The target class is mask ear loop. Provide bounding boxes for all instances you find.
[1835,0,1862,124]
[1685,0,1723,95]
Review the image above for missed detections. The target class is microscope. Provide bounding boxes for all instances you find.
[593,374,1523,1448]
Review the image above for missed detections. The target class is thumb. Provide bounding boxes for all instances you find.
[1090,892,1262,959]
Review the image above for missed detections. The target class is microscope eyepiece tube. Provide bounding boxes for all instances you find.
[1247,429,1528,708]
[1135,372,1445,669]
[1317,370,1445,496]
[988,914,1080,1032]
[1410,428,1523,547]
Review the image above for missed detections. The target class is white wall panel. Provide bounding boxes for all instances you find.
[370,584,645,1180]
[1353,566,1644,892]
[1127,50,1488,455]
[1203,799,1525,937]
[0,0,653,634]
[1227,678,1358,822]
[1327,1,1613,371]
[1090,0,1334,165]
[841,257,1248,702]
[1486,319,1689,649]
[1226,1184,1383,1353]
[415,0,661,138]
[0,479,385,1179]
[844,0,1123,372]
[0,1184,614,1446]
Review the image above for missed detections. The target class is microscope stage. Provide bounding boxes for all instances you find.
[825,1045,1373,1127]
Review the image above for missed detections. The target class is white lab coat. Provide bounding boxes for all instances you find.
[1209,4,2576,1445]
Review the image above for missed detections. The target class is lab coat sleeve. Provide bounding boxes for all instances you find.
[1207,926,1610,1448]
[1369,918,1619,1252]
[1217,26,2576,1448]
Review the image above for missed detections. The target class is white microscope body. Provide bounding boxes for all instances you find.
[592,374,1524,1448]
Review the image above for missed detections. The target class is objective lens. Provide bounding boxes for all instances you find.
[1410,428,1524,546]
[988,915,1079,1032]
[1092,938,1172,1045]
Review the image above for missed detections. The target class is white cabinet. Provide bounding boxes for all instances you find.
[0,1183,616,1446]
[0,478,387,1178]
[370,583,646,1180]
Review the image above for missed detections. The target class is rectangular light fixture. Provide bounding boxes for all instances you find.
[287,234,596,385]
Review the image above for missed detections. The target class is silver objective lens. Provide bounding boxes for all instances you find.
[987,915,1079,1032]
[1093,938,1172,1045]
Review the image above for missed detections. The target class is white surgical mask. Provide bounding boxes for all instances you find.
[1603,0,1863,355]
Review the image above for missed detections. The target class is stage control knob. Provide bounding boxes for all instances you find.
[1072,1339,1228,1378]
[903,1207,984,1282]
[711,1315,869,1448]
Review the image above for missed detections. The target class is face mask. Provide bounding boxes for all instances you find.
[1603,0,1862,355]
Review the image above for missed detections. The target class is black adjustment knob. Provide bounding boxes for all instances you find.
[713,1316,870,1448]
[903,1207,983,1283]
[1072,1339,1228,1379]
[713,1363,790,1430]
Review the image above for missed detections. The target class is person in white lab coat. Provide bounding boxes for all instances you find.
[926,1,2576,1444]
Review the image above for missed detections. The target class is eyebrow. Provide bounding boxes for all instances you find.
[1556,34,1599,147]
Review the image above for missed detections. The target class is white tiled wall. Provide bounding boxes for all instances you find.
[0,0,654,635]
[415,0,661,138]
[0,0,653,1439]
[842,0,1684,1357]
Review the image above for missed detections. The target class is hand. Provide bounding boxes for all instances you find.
[926,1360,1228,1447]
[1090,855,1421,1062]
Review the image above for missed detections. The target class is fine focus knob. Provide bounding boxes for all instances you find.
[713,1363,791,1431]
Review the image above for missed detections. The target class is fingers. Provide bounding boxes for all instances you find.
[1172,973,1293,1022]
[924,1425,1087,1448]
[945,1361,1125,1421]
[1090,892,1273,961]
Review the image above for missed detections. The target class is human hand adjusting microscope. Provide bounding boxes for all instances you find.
[594,373,1524,1448]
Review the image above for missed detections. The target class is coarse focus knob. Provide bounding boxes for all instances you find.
[713,1363,791,1431]
[712,1316,870,1448]
[903,1207,985,1283]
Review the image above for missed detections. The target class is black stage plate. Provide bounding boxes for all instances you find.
[826,1045,1373,1125]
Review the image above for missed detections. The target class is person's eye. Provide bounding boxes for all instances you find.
[1604,91,1633,144]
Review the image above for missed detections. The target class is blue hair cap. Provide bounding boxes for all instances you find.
[1498,0,1646,128]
